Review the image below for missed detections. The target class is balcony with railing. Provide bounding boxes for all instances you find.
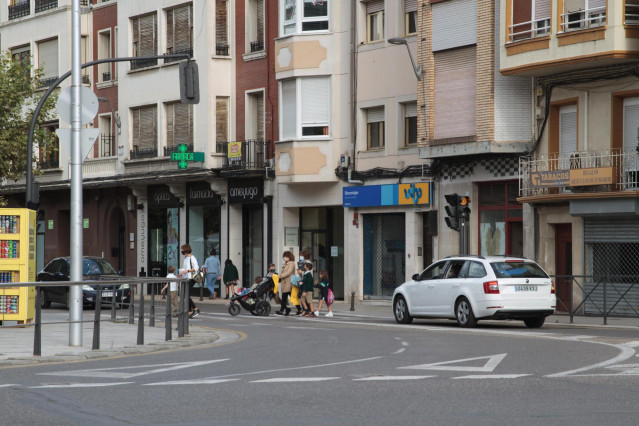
[38,76,59,89]
[519,150,639,201]
[129,146,158,160]
[39,158,60,170]
[560,5,606,33]
[130,57,158,71]
[163,143,193,157]
[9,1,30,20]
[250,41,264,53]
[216,44,230,56]
[508,17,550,43]
[163,48,193,64]
[35,0,57,13]
[102,71,111,82]
[216,140,272,172]
[101,135,115,157]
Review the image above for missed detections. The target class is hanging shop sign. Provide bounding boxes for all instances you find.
[343,183,432,208]
[170,144,205,169]
[228,179,263,204]
[227,142,242,159]
[529,167,614,189]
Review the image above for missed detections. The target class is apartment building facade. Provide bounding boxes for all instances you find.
[502,0,639,314]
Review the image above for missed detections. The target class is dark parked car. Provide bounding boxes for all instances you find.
[37,256,131,309]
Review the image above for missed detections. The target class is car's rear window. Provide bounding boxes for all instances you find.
[490,261,548,279]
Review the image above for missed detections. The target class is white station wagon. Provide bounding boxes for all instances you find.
[392,256,556,328]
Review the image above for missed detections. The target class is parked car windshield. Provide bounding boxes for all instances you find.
[82,258,118,275]
[490,261,548,279]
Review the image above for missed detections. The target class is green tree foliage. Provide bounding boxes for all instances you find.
[0,50,57,201]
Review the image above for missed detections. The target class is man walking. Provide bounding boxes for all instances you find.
[203,249,221,299]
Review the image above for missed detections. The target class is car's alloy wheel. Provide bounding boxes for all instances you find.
[393,296,413,324]
[523,316,545,328]
[39,289,51,309]
[455,297,477,328]
[228,303,241,316]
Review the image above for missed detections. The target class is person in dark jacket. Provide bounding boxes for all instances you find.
[301,262,315,317]
[223,259,239,299]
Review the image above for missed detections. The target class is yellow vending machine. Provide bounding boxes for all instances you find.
[0,209,36,325]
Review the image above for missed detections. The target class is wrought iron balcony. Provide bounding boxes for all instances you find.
[9,1,30,20]
[130,57,158,70]
[519,150,639,198]
[216,140,273,171]
[163,48,193,64]
[39,159,59,169]
[101,135,115,157]
[216,44,230,56]
[129,146,158,160]
[102,71,111,82]
[250,41,264,53]
[39,76,59,88]
[164,143,193,157]
[35,0,57,13]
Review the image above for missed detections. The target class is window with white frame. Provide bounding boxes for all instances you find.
[365,0,385,42]
[366,107,385,149]
[37,38,58,84]
[404,102,417,146]
[131,13,157,69]
[281,0,329,35]
[131,105,157,154]
[510,0,551,42]
[562,0,606,32]
[166,4,193,57]
[405,0,417,36]
[280,77,330,140]
[165,102,193,151]
[559,104,577,157]
[247,0,265,52]
[98,30,112,82]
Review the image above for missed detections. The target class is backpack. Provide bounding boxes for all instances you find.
[327,288,335,305]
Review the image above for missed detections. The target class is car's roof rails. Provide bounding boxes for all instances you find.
[445,254,485,259]
[489,254,526,259]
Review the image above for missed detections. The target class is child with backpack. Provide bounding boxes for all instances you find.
[314,269,334,317]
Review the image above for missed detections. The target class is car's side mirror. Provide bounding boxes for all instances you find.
[412,274,419,281]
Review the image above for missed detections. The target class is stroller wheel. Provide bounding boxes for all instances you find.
[255,300,271,316]
[228,303,241,316]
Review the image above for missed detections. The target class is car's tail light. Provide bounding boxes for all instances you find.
[551,281,555,294]
[483,281,500,294]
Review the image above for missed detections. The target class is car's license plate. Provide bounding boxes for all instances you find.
[102,291,113,298]
[514,285,537,292]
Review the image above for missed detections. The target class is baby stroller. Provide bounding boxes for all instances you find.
[228,273,275,316]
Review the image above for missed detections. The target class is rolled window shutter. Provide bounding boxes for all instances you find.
[38,39,58,78]
[257,0,265,43]
[404,0,417,13]
[216,1,228,45]
[166,10,174,51]
[589,0,605,9]
[559,105,577,157]
[139,105,157,150]
[535,0,551,20]
[434,46,476,139]
[174,5,192,52]
[216,97,229,142]
[257,94,265,140]
[132,109,141,148]
[405,102,417,118]
[301,77,329,125]
[166,104,175,146]
[365,0,384,15]
[132,18,140,44]
[367,107,385,123]
[173,102,192,145]
[139,14,156,56]
[564,0,585,13]
[623,99,639,159]
[282,80,297,139]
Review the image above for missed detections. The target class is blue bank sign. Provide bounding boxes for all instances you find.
[343,183,431,208]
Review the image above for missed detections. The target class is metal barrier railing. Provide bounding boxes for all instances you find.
[551,275,639,325]
[0,277,193,356]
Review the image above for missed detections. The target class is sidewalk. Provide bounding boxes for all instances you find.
[0,310,219,366]
[194,293,639,329]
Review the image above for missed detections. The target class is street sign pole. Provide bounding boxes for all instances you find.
[69,0,83,346]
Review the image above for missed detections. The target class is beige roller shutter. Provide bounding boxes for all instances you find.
[434,46,476,140]
[216,97,229,143]
[216,1,228,46]
[38,39,58,78]
[404,0,417,13]
[564,0,584,13]
[365,0,384,14]
[173,4,192,52]
[132,105,157,151]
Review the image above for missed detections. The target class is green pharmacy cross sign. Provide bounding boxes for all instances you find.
[171,144,205,169]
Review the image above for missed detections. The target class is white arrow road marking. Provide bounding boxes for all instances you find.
[145,379,239,386]
[453,374,530,379]
[31,382,134,389]
[353,376,436,381]
[251,378,339,383]
[38,359,228,379]
[398,353,507,372]
[392,348,406,354]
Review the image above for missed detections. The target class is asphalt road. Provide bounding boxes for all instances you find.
[1,303,638,425]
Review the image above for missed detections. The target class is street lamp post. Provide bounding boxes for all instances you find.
[388,37,422,81]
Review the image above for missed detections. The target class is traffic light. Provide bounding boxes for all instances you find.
[179,61,200,104]
[459,195,471,219]
[444,193,460,231]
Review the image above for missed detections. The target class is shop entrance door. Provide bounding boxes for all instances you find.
[242,204,263,288]
[301,230,327,275]
[555,224,572,312]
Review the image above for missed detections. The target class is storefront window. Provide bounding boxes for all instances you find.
[187,183,223,265]
[148,185,180,278]
[363,213,405,297]
[479,182,522,257]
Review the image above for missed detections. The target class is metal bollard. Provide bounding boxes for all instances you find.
[111,286,116,321]
[150,285,155,327]
[137,284,144,345]
[128,286,135,324]
[177,281,185,338]
[350,291,356,311]
[199,278,204,302]
[165,284,172,341]
[185,282,190,335]
[34,286,41,357]
[93,285,102,350]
